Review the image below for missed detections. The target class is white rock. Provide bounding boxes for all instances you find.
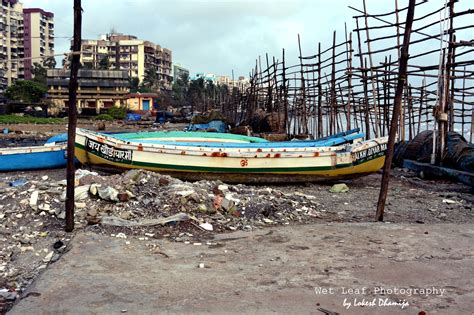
[115,233,127,239]
[29,191,39,210]
[199,222,213,231]
[198,263,205,269]
[41,175,49,181]
[75,202,86,209]
[89,183,101,196]
[38,203,51,211]
[175,190,195,197]
[43,251,54,262]
[217,185,229,191]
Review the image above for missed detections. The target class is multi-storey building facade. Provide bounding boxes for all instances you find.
[173,64,189,82]
[46,68,129,113]
[216,75,250,90]
[23,8,54,79]
[78,33,173,93]
[0,0,23,93]
[0,1,55,93]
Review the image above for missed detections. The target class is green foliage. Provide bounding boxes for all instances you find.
[129,77,140,92]
[4,80,47,103]
[95,114,114,121]
[142,68,159,91]
[172,73,189,106]
[98,56,109,70]
[0,115,64,124]
[107,106,127,119]
[32,63,47,87]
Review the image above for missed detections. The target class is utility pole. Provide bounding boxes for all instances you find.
[375,0,416,222]
[65,0,82,232]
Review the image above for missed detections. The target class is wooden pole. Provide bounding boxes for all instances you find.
[355,17,371,139]
[330,31,337,135]
[375,0,416,222]
[65,0,82,232]
[317,43,323,138]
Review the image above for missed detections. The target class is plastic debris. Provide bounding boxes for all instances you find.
[329,183,349,193]
[10,179,28,187]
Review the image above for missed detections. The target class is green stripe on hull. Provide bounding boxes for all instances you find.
[76,142,371,174]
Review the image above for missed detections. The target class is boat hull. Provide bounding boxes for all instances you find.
[0,146,67,171]
[75,129,387,183]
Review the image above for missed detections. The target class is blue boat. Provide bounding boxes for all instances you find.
[0,133,68,172]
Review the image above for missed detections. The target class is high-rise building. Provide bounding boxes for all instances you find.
[0,1,55,93]
[0,0,24,93]
[77,33,173,93]
[23,8,54,79]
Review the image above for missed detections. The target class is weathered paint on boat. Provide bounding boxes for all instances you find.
[74,128,387,183]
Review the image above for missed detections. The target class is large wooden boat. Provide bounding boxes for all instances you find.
[74,128,388,183]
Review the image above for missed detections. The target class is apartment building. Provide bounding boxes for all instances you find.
[173,64,189,82]
[0,1,55,93]
[216,75,250,90]
[0,0,23,93]
[23,8,54,79]
[79,33,173,93]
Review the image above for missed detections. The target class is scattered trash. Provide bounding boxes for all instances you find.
[9,178,28,187]
[98,186,119,202]
[100,212,191,227]
[442,199,457,204]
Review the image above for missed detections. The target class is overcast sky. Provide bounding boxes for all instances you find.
[21,0,471,78]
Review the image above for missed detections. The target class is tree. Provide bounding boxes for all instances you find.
[32,62,47,87]
[142,68,159,90]
[5,80,47,103]
[98,56,109,70]
[188,77,205,112]
[43,56,57,69]
[172,72,189,106]
[129,77,140,93]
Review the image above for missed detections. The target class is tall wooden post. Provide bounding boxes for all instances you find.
[65,0,82,232]
[375,0,416,222]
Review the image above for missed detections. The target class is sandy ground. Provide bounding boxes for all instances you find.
[9,223,474,314]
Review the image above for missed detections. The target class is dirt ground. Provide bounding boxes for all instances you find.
[9,223,474,315]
